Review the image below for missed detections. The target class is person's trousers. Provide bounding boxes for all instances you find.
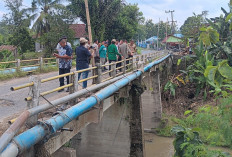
[59,68,70,87]
[109,60,116,71]
[77,67,89,88]
[116,56,122,72]
[100,58,106,70]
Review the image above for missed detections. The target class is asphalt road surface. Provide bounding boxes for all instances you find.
[0,50,156,121]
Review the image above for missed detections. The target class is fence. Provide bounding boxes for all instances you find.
[0,57,58,73]
[0,51,169,156]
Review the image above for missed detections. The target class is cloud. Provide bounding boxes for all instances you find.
[126,0,229,27]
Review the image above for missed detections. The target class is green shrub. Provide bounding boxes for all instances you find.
[161,96,232,148]
[21,51,43,60]
[172,126,231,157]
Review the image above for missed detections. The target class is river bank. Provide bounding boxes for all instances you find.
[144,133,232,157]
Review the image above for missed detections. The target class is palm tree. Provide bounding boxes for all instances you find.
[26,0,69,37]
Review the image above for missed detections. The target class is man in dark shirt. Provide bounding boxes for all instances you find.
[53,38,72,92]
[75,38,93,88]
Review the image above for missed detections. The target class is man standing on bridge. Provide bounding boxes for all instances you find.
[75,38,94,89]
[107,39,123,72]
[119,39,131,64]
[53,38,73,92]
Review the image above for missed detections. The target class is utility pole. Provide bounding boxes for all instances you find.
[165,10,177,35]
[85,0,92,44]
[157,18,160,51]
[165,18,168,50]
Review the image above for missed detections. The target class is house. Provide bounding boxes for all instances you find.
[69,24,88,46]
[0,45,18,57]
[162,35,183,49]
[35,24,88,52]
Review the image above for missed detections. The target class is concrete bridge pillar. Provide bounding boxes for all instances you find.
[142,67,162,131]
[150,69,162,121]
[129,76,145,157]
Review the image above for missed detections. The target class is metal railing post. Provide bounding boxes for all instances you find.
[27,76,41,127]
[122,59,126,74]
[56,58,59,68]
[69,73,77,105]
[39,57,43,71]
[145,54,147,64]
[69,74,75,94]
[112,62,116,78]
[16,59,20,72]
[95,63,102,84]
[131,57,134,70]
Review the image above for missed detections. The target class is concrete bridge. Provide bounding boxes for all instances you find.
[0,51,173,157]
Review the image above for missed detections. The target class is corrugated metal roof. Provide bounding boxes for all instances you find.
[166,36,182,43]
[0,45,17,52]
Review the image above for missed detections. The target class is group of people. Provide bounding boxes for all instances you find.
[53,36,137,91]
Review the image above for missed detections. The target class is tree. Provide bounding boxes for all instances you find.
[68,0,122,41]
[134,24,146,41]
[205,7,232,63]
[68,0,143,41]
[1,0,34,53]
[154,21,171,40]
[2,0,30,33]
[180,13,205,42]
[8,28,35,53]
[26,0,74,37]
[107,4,144,40]
[145,19,156,38]
[39,25,75,57]
[23,0,75,56]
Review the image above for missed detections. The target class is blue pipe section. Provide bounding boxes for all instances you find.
[13,125,46,151]
[1,54,170,155]
[0,65,56,74]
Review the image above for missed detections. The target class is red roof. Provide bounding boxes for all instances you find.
[69,24,88,38]
[162,36,168,43]
[0,45,17,52]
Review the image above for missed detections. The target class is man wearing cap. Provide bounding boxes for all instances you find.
[75,37,94,88]
[56,36,72,52]
[54,38,73,92]
[107,39,123,71]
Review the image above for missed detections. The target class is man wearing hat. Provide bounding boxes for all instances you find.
[107,39,123,72]
[53,38,73,92]
[75,37,94,88]
[56,36,72,53]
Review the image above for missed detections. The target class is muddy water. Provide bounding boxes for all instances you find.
[144,133,232,157]
[145,133,174,157]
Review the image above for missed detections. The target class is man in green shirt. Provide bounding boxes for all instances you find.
[107,39,123,71]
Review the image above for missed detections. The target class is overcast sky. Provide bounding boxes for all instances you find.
[0,0,230,28]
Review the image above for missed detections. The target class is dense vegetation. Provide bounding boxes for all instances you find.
[0,0,149,57]
[172,126,231,157]
[161,2,232,156]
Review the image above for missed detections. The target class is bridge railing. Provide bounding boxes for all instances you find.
[0,51,169,156]
[10,52,160,102]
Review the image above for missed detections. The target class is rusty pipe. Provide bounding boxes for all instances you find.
[0,111,30,153]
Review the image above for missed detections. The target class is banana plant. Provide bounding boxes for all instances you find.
[204,60,232,97]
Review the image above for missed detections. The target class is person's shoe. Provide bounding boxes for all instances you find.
[66,88,69,92]
[58,88,64,92]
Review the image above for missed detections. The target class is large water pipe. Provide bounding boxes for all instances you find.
[0,54,170,157]
[0,72,134,153]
